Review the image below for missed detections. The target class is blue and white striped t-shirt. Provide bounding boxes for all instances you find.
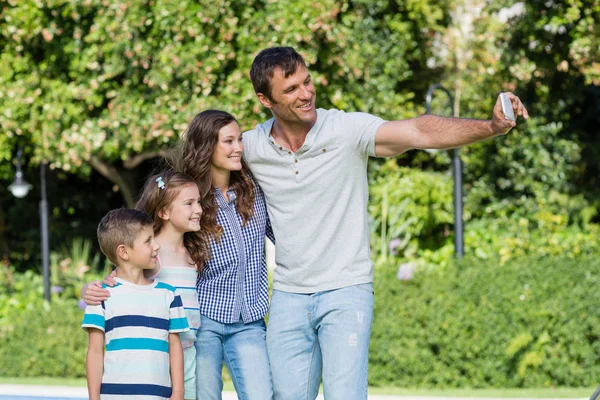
[81,277,189,399]
[154,264,200,349]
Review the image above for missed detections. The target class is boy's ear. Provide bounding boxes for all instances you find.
[256,93,273,110]
[157,207,169,221]
[116,244,129,261]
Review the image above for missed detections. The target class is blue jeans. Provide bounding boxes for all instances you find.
[267,283,374,400]
[195,315,273,400]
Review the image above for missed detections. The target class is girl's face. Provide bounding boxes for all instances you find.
[162,183,202,233]
[211,121,243,172]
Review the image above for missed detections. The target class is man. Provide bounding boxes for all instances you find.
[241,46,528,400]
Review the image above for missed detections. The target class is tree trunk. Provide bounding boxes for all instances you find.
[88,151,169,208]
[89,156,136,207]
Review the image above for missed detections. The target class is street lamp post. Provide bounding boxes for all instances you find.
[8,148,51,301]
[425,84,464,259]
[39,162,50,301]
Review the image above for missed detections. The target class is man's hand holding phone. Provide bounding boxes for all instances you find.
[491,91,529,136]
[500,93,516,121]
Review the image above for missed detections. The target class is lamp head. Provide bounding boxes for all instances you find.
[9,171,32,198]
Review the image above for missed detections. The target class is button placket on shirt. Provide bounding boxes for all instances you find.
[216,189,247,322]
[270,138,301,182]
[197,186,270,325]
[292,150,300,181]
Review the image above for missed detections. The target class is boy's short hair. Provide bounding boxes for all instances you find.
[250,46,306,101]
[97,208,154,265]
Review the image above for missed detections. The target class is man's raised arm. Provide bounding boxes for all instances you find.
[374,92,529,157]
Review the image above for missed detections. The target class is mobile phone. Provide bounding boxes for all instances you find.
[500,93,515,121]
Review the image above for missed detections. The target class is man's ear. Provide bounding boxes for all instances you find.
[256,93,273,110]
[116,244,129,261]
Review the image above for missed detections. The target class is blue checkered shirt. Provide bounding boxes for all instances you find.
[196,183,274,324]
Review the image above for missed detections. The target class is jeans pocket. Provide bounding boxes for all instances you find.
[252,318,267,331]
[352,283,374,295]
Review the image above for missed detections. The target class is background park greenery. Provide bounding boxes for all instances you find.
[1,0,599,389]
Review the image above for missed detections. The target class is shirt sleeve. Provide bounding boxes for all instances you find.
[81,303,105,332]
[343,112,386,157]
[255,182,275,244]
[241,127,258,163]
[169,293,190,333]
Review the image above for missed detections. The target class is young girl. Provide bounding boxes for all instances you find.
[175,109,274,400]
[82,171,210,400]
[136,171,209,400]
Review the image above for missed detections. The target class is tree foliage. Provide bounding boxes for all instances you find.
[0,0,450,205]
[0,0,599,269]
[456,0,600,218]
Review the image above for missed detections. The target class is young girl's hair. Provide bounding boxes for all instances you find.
[135,170,210,270]
[174,109,255,240]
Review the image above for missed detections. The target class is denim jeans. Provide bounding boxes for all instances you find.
[195,315,273,400]
[267,283,374,400]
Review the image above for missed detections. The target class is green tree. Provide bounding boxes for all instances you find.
[1,0,451,206]
[460,0,600,222]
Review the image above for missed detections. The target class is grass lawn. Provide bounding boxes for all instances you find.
[0,377,87,387]
[0,376,235,392]
[0,377,595,398]
[368,386,596,398]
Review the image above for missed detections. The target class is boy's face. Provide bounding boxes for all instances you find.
[127,225,159,269]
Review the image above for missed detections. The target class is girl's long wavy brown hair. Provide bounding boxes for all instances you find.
[173,110,255,240]
[135,170,211,271]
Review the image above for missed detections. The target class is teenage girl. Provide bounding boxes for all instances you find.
[175,109,274,400]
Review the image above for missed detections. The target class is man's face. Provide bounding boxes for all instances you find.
[260,64,317,127]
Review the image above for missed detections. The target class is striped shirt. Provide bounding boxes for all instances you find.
[81,278,189,400]
[197,183,274,324]
[154,264,200,349]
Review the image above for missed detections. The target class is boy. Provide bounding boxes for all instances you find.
[82,208,188,400]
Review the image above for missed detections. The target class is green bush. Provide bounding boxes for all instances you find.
[368,159,454,261]
[369,253,600,387]
[368,156,598,270]
[3,252,599,385]
[0,297,87,377]
[465,217,599,264]
[0,239,106,378]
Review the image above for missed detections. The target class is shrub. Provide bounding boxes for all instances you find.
[0,298,87,377]
[368,159,454,261]
[0,240,106,378]
[462,212,599,265]
[369,253,600,387]
[3,252,599,386]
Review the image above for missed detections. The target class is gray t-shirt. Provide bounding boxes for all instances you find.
[243,108,385,293]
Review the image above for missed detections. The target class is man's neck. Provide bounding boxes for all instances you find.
[271,118,314,153]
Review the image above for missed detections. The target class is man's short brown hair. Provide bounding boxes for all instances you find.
[97,208,153,265]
